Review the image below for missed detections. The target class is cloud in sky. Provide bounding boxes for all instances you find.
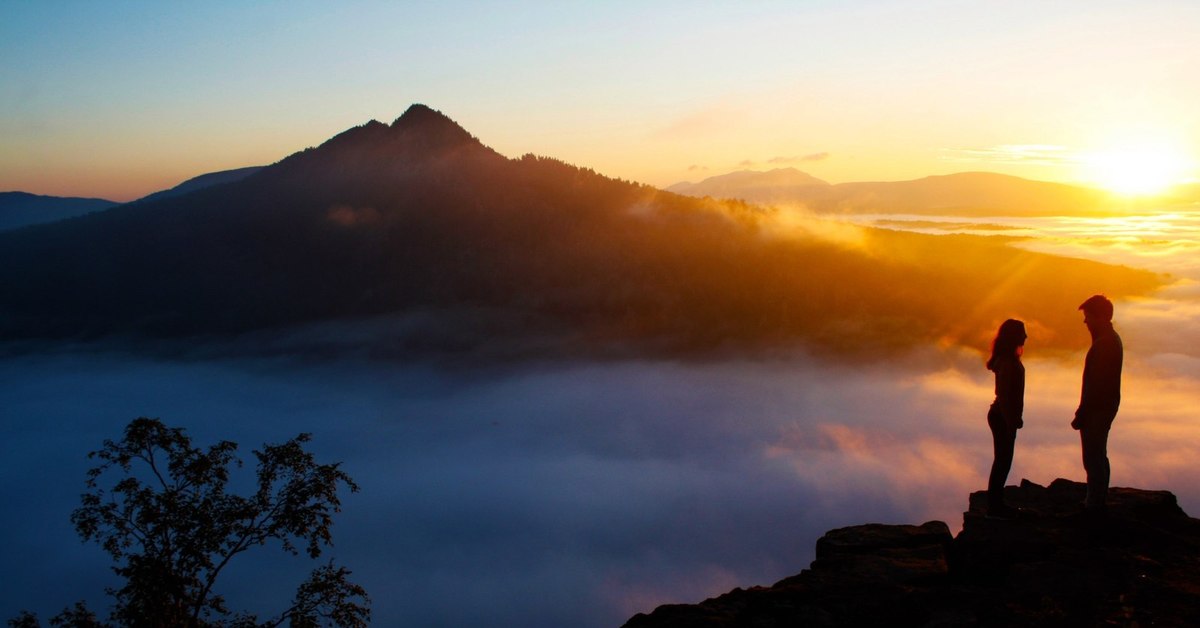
[769,152,830,164]
[650,105,742,141]
[940,144,1081,167]
[723,152,831,172]
[5,2,1200,200]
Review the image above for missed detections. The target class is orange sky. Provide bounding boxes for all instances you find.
[2,2,1198,201]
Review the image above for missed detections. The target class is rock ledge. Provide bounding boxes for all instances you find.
[623,479,1200,627]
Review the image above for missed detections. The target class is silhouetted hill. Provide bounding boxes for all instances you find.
[625,479,1200,627]
[670,170,1117,217]
[133,166,265,204]
[667,168,830,205]
[0,105,1163,358]
[0,191,118,231]
[828,172,1116,216]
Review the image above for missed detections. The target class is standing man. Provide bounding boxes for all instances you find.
[1071,294,1123,513]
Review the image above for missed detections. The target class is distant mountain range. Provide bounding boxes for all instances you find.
[668,168,1124,216]
[1,167,264,233]
[0,192,118,232]
[0,105,1162,359]
[667,168,831,204]
[132,166,265,205]
[10,156,1191,238]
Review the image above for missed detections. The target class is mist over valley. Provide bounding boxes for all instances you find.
[4,106,1199,626]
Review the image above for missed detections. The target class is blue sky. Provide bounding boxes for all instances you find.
[3,0,1198,200]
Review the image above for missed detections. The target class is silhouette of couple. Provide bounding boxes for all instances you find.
[986,294,1123,519]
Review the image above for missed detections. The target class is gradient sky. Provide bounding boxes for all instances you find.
[2,0,1198,201]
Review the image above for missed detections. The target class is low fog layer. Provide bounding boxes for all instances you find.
[4,207,1197,625]
[851,211,1200,362]
[4,338,1199,626]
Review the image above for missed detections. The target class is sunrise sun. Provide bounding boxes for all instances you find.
[1081,142,1194,197]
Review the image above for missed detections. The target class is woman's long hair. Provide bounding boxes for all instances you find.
[987,319,1026,372]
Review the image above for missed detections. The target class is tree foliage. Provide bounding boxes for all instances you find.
[11,418,368,627]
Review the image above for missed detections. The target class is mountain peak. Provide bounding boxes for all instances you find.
[390,103,479,148]
[265,104,494,180]
[392,103,448,126]
[309,105,477,155]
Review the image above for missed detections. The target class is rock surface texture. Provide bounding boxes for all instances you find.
[623,479,1200,627]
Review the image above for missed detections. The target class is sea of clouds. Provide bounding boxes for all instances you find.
[4,210,1200,626]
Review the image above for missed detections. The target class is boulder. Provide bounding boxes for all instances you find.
[623,479,1200,627]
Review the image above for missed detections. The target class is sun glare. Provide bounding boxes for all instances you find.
[1081,142,1195,197]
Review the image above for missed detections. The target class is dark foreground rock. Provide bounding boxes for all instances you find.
[623,479,1200,627]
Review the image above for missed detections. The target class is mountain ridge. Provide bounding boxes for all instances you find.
[669,169,1119,217]
[0,105,1164,359]
[0,191,118,232]
[133,166,266,205]
[668,167,830,191]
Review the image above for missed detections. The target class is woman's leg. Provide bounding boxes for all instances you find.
[988,419,1016,509]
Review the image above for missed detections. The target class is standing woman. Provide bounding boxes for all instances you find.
[986,319,1027,518]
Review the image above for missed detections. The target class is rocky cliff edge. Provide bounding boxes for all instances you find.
[624,479,1200,627]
